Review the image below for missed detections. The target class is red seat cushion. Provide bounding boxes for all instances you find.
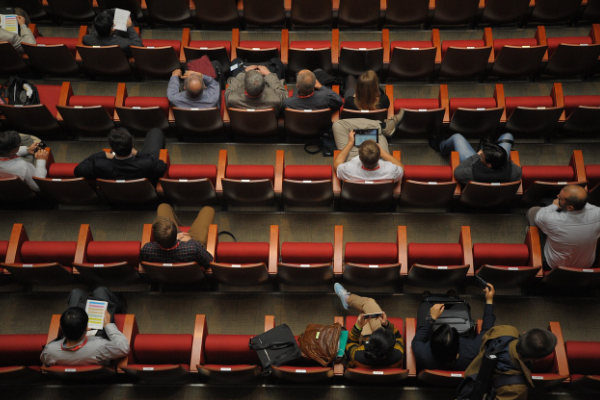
[0,334,47,366]
[530,352,556,373]
[563,95,600,116]
[124,97,170,117]
[38,84,62,117]
[473,243,530,267]
[216,242,270,264]
[403,165,453,183]
[566,341,600,375]
[239,40,281,54]
[493,38,538,54]
[290,40,331,50]
[394,98,440,113]
[86,241,141,267]
[586,165,600,190]
[35,36,79,55]
[188,40,231,56]
[20,241,77,266]
[141,39,181,54]
[450,98,498,115]
[281,242,333,264]
[225,165,274,181]
[168,164,217,185]
[408,243,464,266]
[0,240,7,259]
[505,96,554,116]
[284,165,332,181]
[69,95,116,116]
[48,163,78,179]
[132,334,192,365]
[390,40,434,53]
[520,166,575,190]
[547,36,593,55]
[204,334,260,365]
[346,315,403,334]
[345,242,398,264]
[340,41,381,50]
[442,40,485,57]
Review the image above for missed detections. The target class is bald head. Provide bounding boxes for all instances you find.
[184,74,204,99]
[296,69,316,96]
[560,185,587,211]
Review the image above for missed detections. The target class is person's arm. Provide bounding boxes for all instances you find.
[194,241,214,267]
[534,202,560,234]
[346,313,368,361]
[167,71,183,102]
[264,72,289,102]
[150,156,168,179]
[32,149,48,179]
[18,17,36,46]
[202,75,220,107]
[97,311,130,362]
[480,284,496,334]
[225,73,245,103]
[453,154,479,185]
[74,152,107,178]
[510,162,522,182]
[126,18,142,47]
[379,146,404,169]
[319,86,343,111]
[334,130,355,173]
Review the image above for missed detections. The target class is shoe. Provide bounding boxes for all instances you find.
[428,136,442,152]
[334,283,350,310]
[445,289,458,299]
[381,109,405,137]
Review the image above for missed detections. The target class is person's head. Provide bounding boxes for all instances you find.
[557,185,588,211]
[94,12,114,37]
[0,130,22,157]
[430,324,460,365]
[184,74,204,99]
[363,327,396,361]
[354,71,380,110]
[480,143,507,170]
[108,128,133,157]
[152,216,178,249]
[296,69,316,97]
[60,307,89,341]
[358,140,380,169]
[516,328,557,360]
[244,70,266,98]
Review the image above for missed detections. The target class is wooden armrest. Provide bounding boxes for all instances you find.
[536,26,548,63]
[141,224,153,247]
[527,227,544,279]
[439,84,449,123]
[405,318,417,377]
[159,149,169,166]
[548,322,570,379]
[284,0,291,11]
[476,319,483,334]
[429,0,435,11]
[5,223,27,264]
[386,85,394,119]
[206,224,218,258]
[190,314,206,373]
[216,149,227,194]
[551,83,566,122]
[28,23,38,38]
[274,150,284,195]
[334,225,344,275]
[483,28,494,64]
[460,226,474,277]
[45,147,55,166]
[231,28,240,60]
[117,314,136,372]
[47,314,61,344]
[268,225,279,275]
[332,29,339,66]
[511,151,523,196]
[591,24,600,44]
[114,83,127,121]
[382,29,390,64]
[333,316,344,376]
[74,224,93,264]
[398,226,408,279]
[333,149,341,196]
[180,28,190,63]
[281,29,288,64]
[450,152,461,197]
[571,150,586,183]
[494,83,506,122]
[432,29,442,64]
[58,81,73,108]
[265,315,276,331]
[393,150,401,198]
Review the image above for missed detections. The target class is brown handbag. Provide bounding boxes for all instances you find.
[298,323,343,367]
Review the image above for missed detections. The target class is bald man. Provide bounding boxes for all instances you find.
[527,185,600,269]
[167,69,220,109]
[283,69,343,112]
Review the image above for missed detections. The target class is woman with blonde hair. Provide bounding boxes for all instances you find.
[344,70,390,111]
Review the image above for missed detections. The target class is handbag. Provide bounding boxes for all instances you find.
[248,323,302,376]
[298,323,343,367]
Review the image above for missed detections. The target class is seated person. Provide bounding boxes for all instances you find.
[225,65,288,116]
[343,70,390,111]
[40,287,129,366]
[141,203,214,267]
[284,69,343,111]
[0,8,35,53]
[0,131,48,191]
[167,68,220,109]
[82,10,142,57]
[430,133,521,185]
[334,129,404,182]
[335,283,404,368]
[74,127,167,183]
[412,284,496,371]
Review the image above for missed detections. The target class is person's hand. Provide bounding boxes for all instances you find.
[430,304,445,320]
[356,313,368,329]
[378,311,389,327]
[348,130,355,145]
[17,15,26,26]
[102,310,111,327]
[34,149,48,160]
[484,283,495,304]
[27,142,39,155]
[256,65,271,76]
[553,197,561,209]
[245,65,258,72]
[127,17,133,27]
[314,79,322,90]
[172,69,182,77]
[131,148,138,157]
[177,232,192,242]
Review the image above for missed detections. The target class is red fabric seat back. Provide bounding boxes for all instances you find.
[204,334,260,365]
[403,165,453,183]
[141,39,181,54]
[340,41,381,50]
[563,95,600,116]
[505,96,554,116]
[188,40,231,56]
[284,165,332,181]
[47,163,78,179]
[132,334,192,365]
[442,40,485,57]
[86,241,141,266]
[239,40,281,54]
[36,37,79,54]
[69,95,116,116]
[124,97,170,117]
[345,242,398,264]
[493,38,538,54]
[281,242,333,264]
[0,240,7,259]
[408,243,464,266]
[216,242,270,264]
[38,85,62,117]
[520,166,575,190]
[530,351,556,373]
[346,315,403,334]
[450,98,498,116]
[547,36,593,55]
[566,341,600,375]
[21,241,77,266]
[0,334,47,366]
[473,243,530,267]
[225,165,274,182]
[586,165,600,190]
[290,40,331,49]
[167,165,218,186]
[394,98,439,113]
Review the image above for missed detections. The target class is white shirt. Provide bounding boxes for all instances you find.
[336,156,403,182]
[535,203,600,269]
[0,146,47,191]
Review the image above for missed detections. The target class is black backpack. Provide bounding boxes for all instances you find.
[4,76,40,106]
[249,323,302,376]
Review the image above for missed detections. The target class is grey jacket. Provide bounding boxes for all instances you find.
[0,24,35,53]
[225,72,288,116]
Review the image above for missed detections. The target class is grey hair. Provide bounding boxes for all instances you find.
[244,70,265,98]
[297,70,316,96]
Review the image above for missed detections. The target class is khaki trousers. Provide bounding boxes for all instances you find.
[156,203,215,248]
[347,294,383,336]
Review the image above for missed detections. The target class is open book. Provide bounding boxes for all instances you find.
[0,14,18,33]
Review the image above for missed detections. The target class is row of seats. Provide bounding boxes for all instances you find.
[14,0,600,29]
[2,220,599,290]
[4,25,600,81]
[1,314,584,391]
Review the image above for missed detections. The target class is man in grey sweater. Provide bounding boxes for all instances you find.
[225,65,288,116]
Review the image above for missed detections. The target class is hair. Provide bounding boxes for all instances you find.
[354,71,380,110]
[430,324,460,365]
[296,70,316,96]
[482,143,507,170]
[244,70,265,98]
[152,216,178,249]
[516,328,557,360]
[60,307,89,341]
[0,130,21,157]
[363,328,396,361]
[108,128,133,157]
[358,140,380,169]
[184,74,204,99]
[94,12,114,37]
[562,185,588,211]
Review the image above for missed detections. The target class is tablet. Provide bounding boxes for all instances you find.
[354,129,378,146]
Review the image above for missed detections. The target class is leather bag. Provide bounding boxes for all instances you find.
[298,323,343,367]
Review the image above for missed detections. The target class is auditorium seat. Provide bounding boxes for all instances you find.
[541,251,600,290]
[172,103,226,140]
[0,41,29,75]
[565,340,600,390]
[487,27,547,79]
[233,28,285,63]
[72,224,142,285]
[114,83,171,135]
[96,178,160,207]
[337,29,385,77]
[528,322,570,388]
[477,0,530,25]
[182,28,232,73]
[444,84,504,138]
[387,29,438,80]
[525,0,583,25]
[438,29,493,79]
[337,0,381,28]
[585,157,600,207]
[430,0,479,27]
[0,176,38,203]
[391,85,446,139]
[22,24,83,77]
[555,82,600,138]
[0,332,47,383]
[284,108,333,139]
[76,44,135,78]
[100,0,145,22]
[1,223,77,286]
[241,0,285,28]
[45,0,96,23]
[287,39,334,78]
[12,0,51,22]
[192,0,239,28]
[384,0,429,27]
[131,35,184,78]
[228,107,280,140]
[577,0,600,23]
[472,227,543,288]
[290,0,333,29]
[278,150,335,208]
[539,24,600,77]
[144,0,192,25]
[158,163,219,207]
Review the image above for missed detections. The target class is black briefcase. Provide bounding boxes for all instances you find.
[424,296,475,337]
[249,323,302,376]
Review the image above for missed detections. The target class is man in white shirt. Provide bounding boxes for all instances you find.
[334,129,403,181]
[0,130,48,191]
[527,185,600,269]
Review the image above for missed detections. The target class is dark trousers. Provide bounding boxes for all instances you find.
[139,128,165,158]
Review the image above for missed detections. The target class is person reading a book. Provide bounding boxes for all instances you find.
[0,8,36,53]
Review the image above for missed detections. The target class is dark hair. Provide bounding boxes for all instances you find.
[108,128,133,157]
[482,143,507,170]
[358,140,380,169]
[430,324,460,365]
[516,328,557,359]
[364,328,396,361]
[152,216,178,249]
[60,307,88,341]
[94,12,114,37]
[0,130,21,156]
